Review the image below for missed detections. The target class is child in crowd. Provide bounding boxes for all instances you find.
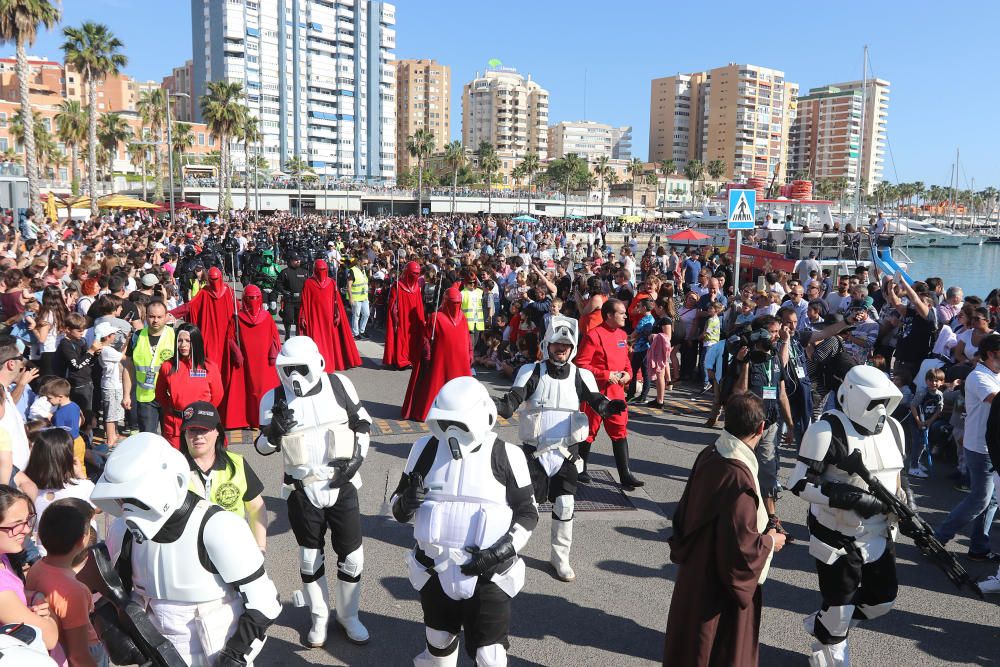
[908,368,945,479]
[627,298,655,402]
[473,330,503,371]
[371,277,388,331]
[735,298,756,328]
[501,337,533,379]
[702,336,728,428]
[26,498,107,667]
[645,315,674,409]
[39,377,87,476]
[95,321,128,449]
[55,312,103,430]
[543,297,564,335]
[700,302,724,389]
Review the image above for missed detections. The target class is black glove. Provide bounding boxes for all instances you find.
[460,533,516,577]
[822,482,889,519]
[392,472,427,522]
[600,399,628,417]
[216,648,248,667]
[493,396,513,420]
[328,440,364,488]
[265,401,297,445]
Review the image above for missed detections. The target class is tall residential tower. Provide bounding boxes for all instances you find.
[462,68,548,159]
[394,58,450,174]
[649,64,797,184]
[192,0,397,181]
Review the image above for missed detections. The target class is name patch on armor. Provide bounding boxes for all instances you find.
[617,340,626,347]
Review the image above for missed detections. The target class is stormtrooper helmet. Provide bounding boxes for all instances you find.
[276,336,326,397]
[543,316,579,366]
[426,377,497,459]
[0,623,56,666]
[91,433,190,543]
[837,365,902,435]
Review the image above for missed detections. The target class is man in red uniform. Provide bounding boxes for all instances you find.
[170,266,237,369]
[226,285,281,429]
[575,298,644,489]
[382,261,424,370]
[298,259,361,371]
[400,287,471,421]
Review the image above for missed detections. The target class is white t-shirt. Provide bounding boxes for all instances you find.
[957,329,986,360]
[101,346,125,392]
[32,480,96,557]
[963,363,1000,455]
[0,393,29,471]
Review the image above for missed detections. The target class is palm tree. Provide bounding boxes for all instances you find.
[9,108,45,180]
[594,155,610,219]
[284,155,310,218]
[406,128,435,218]
[55,99,86,195]
[547,153,586,218]
[200,80,246,221]
[136,88,167,200]
[62,22,127,217]
[706,159,727,183]
[658,159,675,219]
[0,0,61,217]
[127,139,149,200]
[628,157,645,216]
[477,141,499,215]
[237,114,260,209]
[521,151,540,217]
[684,159,704,206]
[171,120,195,202]
[442,140,465,215]
[96,112,131,194]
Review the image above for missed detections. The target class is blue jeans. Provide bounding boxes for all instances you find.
[137,400,161,434]
[351,300,370,337]
[935,449,997,555]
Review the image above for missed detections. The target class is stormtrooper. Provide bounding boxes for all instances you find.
[0,623,56,667]
[787,365,905,667]
[392,376,538,667]
[255,335,372,647]
[91,433,281,667]
[492,316,627,582]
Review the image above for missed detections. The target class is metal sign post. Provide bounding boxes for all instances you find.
[728,188,756,289]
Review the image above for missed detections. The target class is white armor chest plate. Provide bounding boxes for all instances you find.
[812,414,905,562]
[518,363,589,449]
[412,437,515,600]
[284,379,351,467]
[129,501,229,603]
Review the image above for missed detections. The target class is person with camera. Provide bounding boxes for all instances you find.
[727,315,795,534]
[275,252,309,341]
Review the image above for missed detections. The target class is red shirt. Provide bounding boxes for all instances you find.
[154,357,223,448]
[576,322,630,388]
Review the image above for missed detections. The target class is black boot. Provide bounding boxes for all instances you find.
[577,441,592,484]
[612,438,644,490]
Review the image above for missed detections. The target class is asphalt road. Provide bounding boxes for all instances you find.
[237,335,999,666]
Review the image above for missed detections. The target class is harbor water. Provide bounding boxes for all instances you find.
[898,243,1000,297]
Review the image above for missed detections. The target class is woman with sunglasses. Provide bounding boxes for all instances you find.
[953,306,994,366]
[0,485,59,652]
[154,323,223,449]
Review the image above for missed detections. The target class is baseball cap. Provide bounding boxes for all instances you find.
[93,322,116,340]
[181,401,220,431]
[141,273,159,287]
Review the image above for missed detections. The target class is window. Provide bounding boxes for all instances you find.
[198,133,205,145]
[0,138,7,151]
[0,113,6,128]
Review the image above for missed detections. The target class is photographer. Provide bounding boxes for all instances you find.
[728,315,795,535]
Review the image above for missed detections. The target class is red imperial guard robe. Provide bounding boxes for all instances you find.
[400,287,471,421]
[298,259,361,371]
[223,285,281,429]
[663,431,774,667]
[382,261,425,370]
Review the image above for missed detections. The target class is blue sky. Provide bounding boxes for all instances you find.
[20,0,1000,188]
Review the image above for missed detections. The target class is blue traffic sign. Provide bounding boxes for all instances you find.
[728,189,756,230]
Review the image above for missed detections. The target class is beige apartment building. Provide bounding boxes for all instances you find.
[462,68,548,159]
[649,63,797,184]
[787,79,889,193]
[394,58,450,173]
[162,60,195,122]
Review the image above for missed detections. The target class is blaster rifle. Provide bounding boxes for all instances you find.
[839,449,983,599]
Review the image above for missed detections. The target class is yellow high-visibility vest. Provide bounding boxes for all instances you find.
[461,288,485,331]
[132,326,176,403]
[349,266,368,302]
[188,452,249,519]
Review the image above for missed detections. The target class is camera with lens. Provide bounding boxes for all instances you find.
[726,323,776,364]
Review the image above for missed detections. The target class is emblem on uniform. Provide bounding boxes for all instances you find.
[215,482,241,510]
[183,406,194,420]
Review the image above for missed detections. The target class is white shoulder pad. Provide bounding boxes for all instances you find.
[333,372,373,424]
[799,419,834,462]
[575,365,600,394]
[504,441,533,489]
[403,436,433,475]
[885,416,906,457]
[202,509,267,585]
[258,389,276,427]
[106,517,128,565]
[513,362,538,389]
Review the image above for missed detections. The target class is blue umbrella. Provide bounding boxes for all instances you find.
[513,215,538,222]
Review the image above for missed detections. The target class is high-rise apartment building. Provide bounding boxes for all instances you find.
[191,0,397,182]
[649,64,797,183]
[462,68,548,159]
[162,60,195,122]
[547,120,631,161]
[394,58,449,173]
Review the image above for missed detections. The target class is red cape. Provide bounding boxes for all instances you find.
[225,310,281,428]
[400,310,472,421]
[298,277,361,371]
[382,279,425,369]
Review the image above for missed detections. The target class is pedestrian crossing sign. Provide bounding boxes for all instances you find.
[728,189,756,230]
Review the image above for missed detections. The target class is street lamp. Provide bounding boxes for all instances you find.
[165,92,190,224]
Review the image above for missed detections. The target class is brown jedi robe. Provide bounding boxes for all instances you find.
[663,442,773,667]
